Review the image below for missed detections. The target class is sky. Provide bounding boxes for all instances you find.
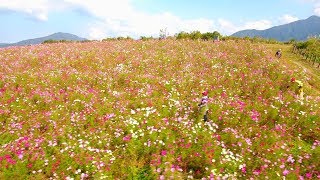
[0,0,320,43]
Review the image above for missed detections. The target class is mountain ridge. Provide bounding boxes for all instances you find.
[0,32,87,48]
[231,15,320,41]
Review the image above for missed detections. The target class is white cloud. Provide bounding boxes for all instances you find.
[217,19,239,35]
[62,0,217,39]
[215,19,273,35]
[0,0,51,21]
[87,12,216,39]
[299,0,320,16]
[88,26,107,40]
[314,1,320,15]
[0,0,73,21]
[58,0,273,37]
[0,0,216,38]
[315,7,320,15]
[242,20,272,30]
[0,0,277,38]
[279,14,299,23]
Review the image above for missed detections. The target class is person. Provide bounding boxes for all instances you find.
[275,49,282,58]
[198,90,209,122]
[291,78,304,99]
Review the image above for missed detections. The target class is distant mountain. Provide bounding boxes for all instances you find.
[232,15,320,41]
[0,43,10,47]
[0,32,87,48]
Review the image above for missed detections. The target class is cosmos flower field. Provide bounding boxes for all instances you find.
[0,39,319,179]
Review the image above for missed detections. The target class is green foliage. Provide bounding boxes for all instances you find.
[135,165,155,180]
[175,31,189,39]
[175,31,222,40]
[189,31,202,40]
[140,36,154,41]
[102,36,133,41]
[285,38,296,44]
[117,36,133,40]
[221,36,282,44]
[201,31,221,40]
[293,38,320,66]
[42,39,74,44]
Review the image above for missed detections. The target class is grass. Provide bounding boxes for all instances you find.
[265,43,320,95]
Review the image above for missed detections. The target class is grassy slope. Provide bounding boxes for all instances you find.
[265,43,320,95]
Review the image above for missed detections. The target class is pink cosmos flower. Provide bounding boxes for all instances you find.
[6,157,16,165]
[176,156,181,162]
[44,111,52,117]
[283,169,290,176]
[18,153,23,160]
[81,173,89,180]
[241,167,247,173]
[250,110,260,122]
[287,155,295,163]
[161,150,167,156]
[162,118,169,125]
[156,168,161,173]
[4,154,11,159]
[253,169,261,175]
[123,135,131,142]
[306,172,312,178]
[237,100,246,111]
[27,163,32,168]
[104,113,115,121]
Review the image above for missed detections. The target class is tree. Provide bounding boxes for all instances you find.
[190,31,202,40]
[176,31,189,39]
[175,30,222,40]
[140,36,154,41]
[212,31,222,40]
[159,28,169,39]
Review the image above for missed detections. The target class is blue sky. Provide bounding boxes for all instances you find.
[0,0,319,43]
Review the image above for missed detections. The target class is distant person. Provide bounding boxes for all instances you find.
[275,49,282,58]
[198,90,209,122]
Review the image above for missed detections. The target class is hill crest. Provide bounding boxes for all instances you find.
[232,15,320,41]
[0,32,87,48]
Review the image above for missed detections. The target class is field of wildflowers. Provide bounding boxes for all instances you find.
[0,39,319,179]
